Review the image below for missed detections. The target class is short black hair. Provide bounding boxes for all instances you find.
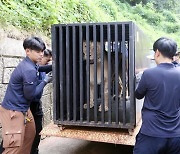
[23,36,46,51]
[175,52,180,56]
[153,37,177,59]
[44,49,52,57]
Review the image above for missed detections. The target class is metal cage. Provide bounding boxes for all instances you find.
[52,21,152,129]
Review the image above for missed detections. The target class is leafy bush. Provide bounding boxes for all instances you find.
[162,10,178,23]
[59,0,94,22]
[97,0,119,20]
[153,0,178,12]
[132,4,163,26]
[161,22,180,33]
[0,0,60,35]
[0,0,179,45]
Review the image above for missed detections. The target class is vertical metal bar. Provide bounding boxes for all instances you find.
[122,24,126,125]
[52,25,59,122]
[66,26,70,121]
[129,22,135,126]
[100,24,105,123]
[79,25,83,122]
[115,24,119,124]
[86,25,90,122]
[107,24,112,124]
[59,26,64,121]
[73,26,77,121]
[93,24,98,123]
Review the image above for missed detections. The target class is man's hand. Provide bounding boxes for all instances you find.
[44,71,53,83]
[135,71,143,83]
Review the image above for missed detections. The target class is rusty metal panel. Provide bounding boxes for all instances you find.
[41,120,142,145]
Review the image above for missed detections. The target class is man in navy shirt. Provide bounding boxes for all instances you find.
[134,37,180,154]
[172,51,180,66]
[0,37,52,154]
[30,49,52,154]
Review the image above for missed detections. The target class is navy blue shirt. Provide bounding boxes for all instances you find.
[30,72,45,116]
[2,57,46,112]
[135,63,180,138]
[33,72,46,102]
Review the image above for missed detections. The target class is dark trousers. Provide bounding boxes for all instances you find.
[30,115,43,154]
[0,141,4,154]
[133,132,180,154]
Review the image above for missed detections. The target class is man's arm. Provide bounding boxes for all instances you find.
[23,69,46,101]
[135,72,147,99]
[38,65,52,73]
[135,90,145,99]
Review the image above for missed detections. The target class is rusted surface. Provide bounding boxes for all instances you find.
[41,121,141,146]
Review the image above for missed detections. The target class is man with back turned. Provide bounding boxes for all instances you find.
[134,37,180,154]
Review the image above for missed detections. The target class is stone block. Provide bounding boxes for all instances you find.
[0,38,25,57]
[3,68,15,83]
[42,94,53,114]
[43,83,53,95]
[0,57,3,83]
[0,84,7,104]
[43,110,53,127]
[3,57,22,68]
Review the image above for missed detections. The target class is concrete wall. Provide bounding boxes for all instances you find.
[0,36,53,140]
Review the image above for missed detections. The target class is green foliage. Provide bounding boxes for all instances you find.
[122,0,142,6]
[161,22,180,33]
[0,0,60,35]
[97,0,119,20]
[0,0,179,46]
[152,0,178,12]
[59,0,95,23]
[114,1,180,45]
[132,4,163,26]
[162,10,178,23]
[121,0,179,11]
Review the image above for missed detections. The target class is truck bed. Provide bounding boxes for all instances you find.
[41,120,141,146]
